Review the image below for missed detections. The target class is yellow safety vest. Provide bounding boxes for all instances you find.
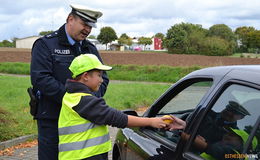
[200,152,217,160]
[58,92,111,160]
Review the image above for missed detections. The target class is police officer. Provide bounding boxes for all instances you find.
[30,4,108,160]
[198,101,251,145]
[200,128,258,160]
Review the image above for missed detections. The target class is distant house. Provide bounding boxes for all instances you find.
[110,43,121,51]
[16,36,40,49]
[15,36,163,51]
[15,36,106,50]
[153,37,163,50]
[131,37,163,51]
[88,39,106,50]
[144,37,163,50]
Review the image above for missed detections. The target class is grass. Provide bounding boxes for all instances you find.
[0,75,170,142]
[0,62,201,141]
[229,53,242,58]
[0,62,30,75]
[230,53,260,58]
[0,62,201,83]
[99,50,169,54]
[108,65,201,83]
[0,76,36,141]
[104,82,170,110]
[241,53,260,58]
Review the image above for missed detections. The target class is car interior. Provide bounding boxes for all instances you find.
[145,82,260,159]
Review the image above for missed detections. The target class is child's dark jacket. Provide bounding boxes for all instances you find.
[65,80,128,128]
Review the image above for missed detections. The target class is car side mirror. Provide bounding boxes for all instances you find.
[122,109,139,116]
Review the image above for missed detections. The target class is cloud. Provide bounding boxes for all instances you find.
[0,0,260,41]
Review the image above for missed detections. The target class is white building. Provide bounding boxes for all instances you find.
[16,36,40,49]
[131,37,164,51]
[88,39,106,50]
[16,36,106,50]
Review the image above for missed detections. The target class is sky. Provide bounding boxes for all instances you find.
[1,0,260,41]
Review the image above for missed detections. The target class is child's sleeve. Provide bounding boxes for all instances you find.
[73,95,128,128]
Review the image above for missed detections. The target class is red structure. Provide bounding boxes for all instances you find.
[153,37,162,50]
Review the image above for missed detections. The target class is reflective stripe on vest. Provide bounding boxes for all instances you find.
[59,133,110,152]
[58,92,111,160]
[59,122,97,135]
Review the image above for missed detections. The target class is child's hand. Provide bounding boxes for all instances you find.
[150,117,168,128]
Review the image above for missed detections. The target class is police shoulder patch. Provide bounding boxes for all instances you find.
[85,39,95,47]
[45,31,58,39]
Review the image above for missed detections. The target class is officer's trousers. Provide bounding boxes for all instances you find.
[37,119,58,160]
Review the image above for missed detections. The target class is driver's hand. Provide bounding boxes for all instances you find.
[164,115,186,130]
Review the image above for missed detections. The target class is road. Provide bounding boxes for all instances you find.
[0,127,119,160]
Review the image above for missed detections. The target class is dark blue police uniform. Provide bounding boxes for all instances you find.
[30,24,109,160]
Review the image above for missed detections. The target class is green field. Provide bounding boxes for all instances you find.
[0,75,170,141]
[0,62,201,83]
[0,62,201,142]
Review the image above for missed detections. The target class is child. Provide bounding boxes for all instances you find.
[58,54,171,160]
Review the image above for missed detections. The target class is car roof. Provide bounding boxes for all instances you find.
[186,65,260,85]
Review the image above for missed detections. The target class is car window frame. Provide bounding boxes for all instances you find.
[242,116,260,154]
[139,77,215,153]
[182,79,260,159]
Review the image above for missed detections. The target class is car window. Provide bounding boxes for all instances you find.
[158,81,213,117]
[188,84,260,160]
[151,80,213,145]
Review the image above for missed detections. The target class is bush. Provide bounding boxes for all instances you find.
[248,48,258,53]
[200,37,232,56]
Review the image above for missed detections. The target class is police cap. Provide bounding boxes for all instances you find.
[70,4,103,28]
[226,101,250,116]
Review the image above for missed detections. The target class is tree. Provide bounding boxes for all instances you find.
[208,24,237,55]
[164,22,235,56]
[118,33,133,48]
[120,33,130,39]
[200,37,232,56]
[39,31,53,36]
[138,37,152,50]
[235,26,256,52]
[186,30,206,54]
[208,24,236,54]
[0,40,14,47]
[208,24,235,42]
[247,30,260,51]
[11,37,18,47]
[87,35,96,39]
[97,26,118,50]
[154,33,164,40]
[164,22,206,54]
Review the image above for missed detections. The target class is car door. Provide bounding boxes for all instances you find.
[182,81,260,160]
[125,77,214,160]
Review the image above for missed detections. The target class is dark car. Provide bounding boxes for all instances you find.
[112,65,260,160]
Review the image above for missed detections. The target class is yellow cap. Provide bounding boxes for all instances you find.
[69,54,112,78]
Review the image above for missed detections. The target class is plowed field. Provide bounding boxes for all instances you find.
[1,48,260,67]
